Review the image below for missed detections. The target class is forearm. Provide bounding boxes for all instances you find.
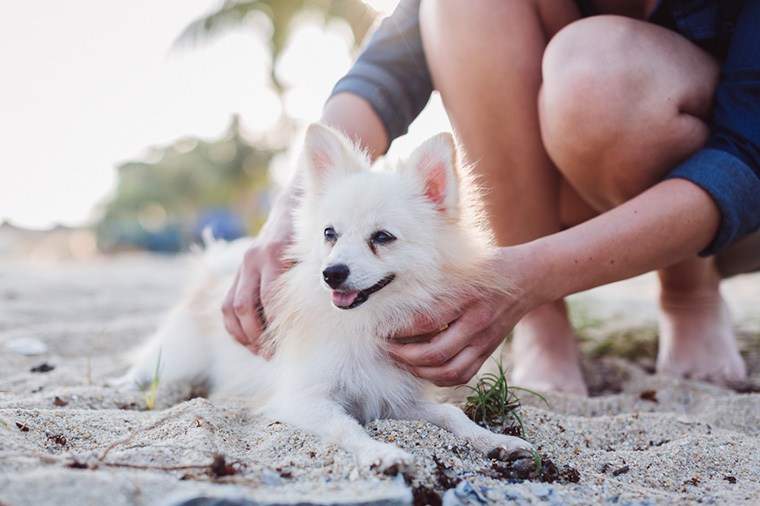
[520,178,721,305]
[321,92,389,160]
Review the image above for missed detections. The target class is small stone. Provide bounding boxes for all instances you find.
[6,337,48,356]
[260,468,283,486]
[487,447,532,462]
[30,362,55,373]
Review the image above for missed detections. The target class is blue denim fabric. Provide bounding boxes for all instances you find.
[665,0,760,254]
[330,0,760,254]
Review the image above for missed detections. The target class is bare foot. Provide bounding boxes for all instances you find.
[510,301,588,396]
[657,289,747,385]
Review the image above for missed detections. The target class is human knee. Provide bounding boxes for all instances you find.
[421,0,554,100]
[540,17,680,207]
[541,17,645,161]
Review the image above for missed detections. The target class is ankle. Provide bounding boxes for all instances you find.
[517,299,570,330]
[513,300,576,348]
[660,287,723,311]
[659,258,721,299]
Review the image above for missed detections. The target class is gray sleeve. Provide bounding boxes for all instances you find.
[330,0,433,143]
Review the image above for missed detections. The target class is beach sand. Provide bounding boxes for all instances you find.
[1,255,759,505]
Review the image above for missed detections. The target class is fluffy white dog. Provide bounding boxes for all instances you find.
[117,123,530,471]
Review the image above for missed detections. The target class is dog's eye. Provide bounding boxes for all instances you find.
[324,226,338,242]
[370,230,396,245]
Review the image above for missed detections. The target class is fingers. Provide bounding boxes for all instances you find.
[222,273,248,346]
[393,303,464,340]
[388,299,508,386]
[410,344,490,387]
[220,236,293,359]
[258,257,284,315]
[233,260,264,351]
[389,302,490,367]
[388,329,463,368]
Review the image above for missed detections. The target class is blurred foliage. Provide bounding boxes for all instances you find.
[96,117,277,252]
[175,0,379,91]
[96,1,382,253]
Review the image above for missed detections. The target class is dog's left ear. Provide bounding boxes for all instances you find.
[301,123,365,193]
[405,132,459,214]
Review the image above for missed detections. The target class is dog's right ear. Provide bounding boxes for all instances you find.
[404,132,460,215]
[301,123,364,193]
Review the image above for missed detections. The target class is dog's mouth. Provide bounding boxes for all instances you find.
[331,274,396,310]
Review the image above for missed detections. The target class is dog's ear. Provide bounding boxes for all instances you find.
[301,123,364,192]
[405,132,459,214]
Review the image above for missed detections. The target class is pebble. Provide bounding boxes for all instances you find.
[260,469,284,486]
[5,337,48,355]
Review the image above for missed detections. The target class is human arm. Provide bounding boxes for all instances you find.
[390,2,760,384]
[389,178,720,385]
[330,0,432,143]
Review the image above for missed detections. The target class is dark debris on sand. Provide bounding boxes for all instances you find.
[209,454,238,478]
[412,484,442,506]
[30,362,55,373]
[487,448,581,484]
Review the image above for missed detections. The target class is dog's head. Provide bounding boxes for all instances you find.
[290,123,489,320]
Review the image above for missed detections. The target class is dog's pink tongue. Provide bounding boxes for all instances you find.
[332,290,358,307]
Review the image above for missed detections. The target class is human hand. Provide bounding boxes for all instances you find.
[387,248,541,386]
[221,197,294,356]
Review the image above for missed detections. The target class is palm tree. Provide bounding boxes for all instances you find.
[174,0,379,93]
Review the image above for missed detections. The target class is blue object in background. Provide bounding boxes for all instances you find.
[194,208,246,243]
[140,223,184,253]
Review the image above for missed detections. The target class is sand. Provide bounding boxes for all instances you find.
[1,255,759,505]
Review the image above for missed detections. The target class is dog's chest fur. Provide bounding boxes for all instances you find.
[276,328,424,424]
[332,349,422,423]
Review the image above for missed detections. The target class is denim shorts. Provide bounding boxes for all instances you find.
[576,0,742,59]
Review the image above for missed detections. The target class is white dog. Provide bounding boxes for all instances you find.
[117,124,530,471]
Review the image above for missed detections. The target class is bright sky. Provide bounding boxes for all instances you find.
[0,0,449,230]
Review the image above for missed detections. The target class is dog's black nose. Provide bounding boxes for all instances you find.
[323,264,350,289]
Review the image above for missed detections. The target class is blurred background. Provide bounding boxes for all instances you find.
[0,0,450,260]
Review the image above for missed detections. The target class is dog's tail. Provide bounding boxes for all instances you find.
[193,227,255,277]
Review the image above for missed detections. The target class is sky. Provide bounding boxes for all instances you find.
[0,0,449,230]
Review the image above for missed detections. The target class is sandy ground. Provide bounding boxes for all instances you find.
[1,255,759,506]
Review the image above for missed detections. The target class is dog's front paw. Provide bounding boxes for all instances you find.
[106,372,141,390]
[483,434,533,455]
[358,441,413,474]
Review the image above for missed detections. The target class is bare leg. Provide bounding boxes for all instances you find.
[419,0,588,395]
[658,257,746,383]
[541,16,746,384]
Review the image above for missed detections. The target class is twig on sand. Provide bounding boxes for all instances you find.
[98,412,176,462]
[99,461,213,472]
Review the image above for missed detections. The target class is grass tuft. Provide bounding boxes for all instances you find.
[531,448,543,474]
[144,349,162,411]
[462,359,548,436]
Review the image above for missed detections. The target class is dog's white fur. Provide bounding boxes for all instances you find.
[117,124,530,470]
